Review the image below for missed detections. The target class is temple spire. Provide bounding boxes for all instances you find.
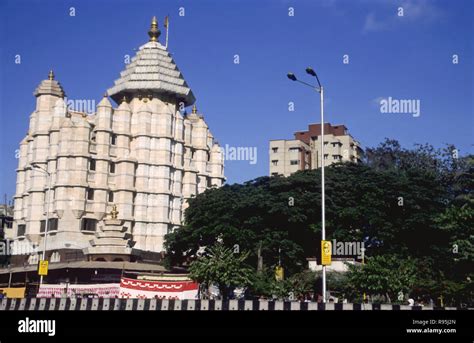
[34,69,65,98]
[148,16,161,42]
[192,104,197,114]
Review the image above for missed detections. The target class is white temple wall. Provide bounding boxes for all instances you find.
[13,36,225,256]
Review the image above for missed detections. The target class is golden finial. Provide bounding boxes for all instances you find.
[48,70,55,80]
[121,95,127,103]
[110,204,119,219]
[103,92,108,98]
[148,16,161,42]
[192,104,197,114]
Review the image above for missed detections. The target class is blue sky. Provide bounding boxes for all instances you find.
[1,0,473,201]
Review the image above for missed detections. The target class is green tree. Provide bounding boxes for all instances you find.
[345,255,419,303]
[166,159,448,268]
[188,243,254,299]
[247,269,318,300]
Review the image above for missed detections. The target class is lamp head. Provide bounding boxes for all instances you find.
[287,73,297,81]
[305,67,317,77]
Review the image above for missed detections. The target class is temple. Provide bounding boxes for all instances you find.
[10,17,225,272]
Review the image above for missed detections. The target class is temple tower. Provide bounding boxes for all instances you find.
[12,17,225,265]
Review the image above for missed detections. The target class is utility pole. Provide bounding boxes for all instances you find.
[287,67,328,302]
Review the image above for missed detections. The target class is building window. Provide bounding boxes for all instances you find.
[89,159,96,171]
[40,218,58,233]
[324,154,328,160]
[81,218,97,232]
[289,147,300,152]
[272,160,278,166]
[290,160,299,165]
[108,191,114,202]
[132,193,136,217]
[87,189,94,200]
[271,172,279,176]
[272,147,278,153]
[90,130,96,143]
[17,224,26,236]
[111,134,117,145]
[109,162,115,174]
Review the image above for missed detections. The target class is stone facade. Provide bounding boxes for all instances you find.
[270,123,363,177]
[12,18,225,263]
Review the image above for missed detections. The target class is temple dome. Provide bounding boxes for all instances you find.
[106,18,195,106]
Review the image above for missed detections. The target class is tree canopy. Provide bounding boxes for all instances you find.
[165,139,473,305]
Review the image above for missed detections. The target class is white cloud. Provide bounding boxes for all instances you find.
[362,0,443,33]
[363,12,388,33]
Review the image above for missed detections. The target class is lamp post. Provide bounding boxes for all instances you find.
[7,265,12,288]
[26,163,52,287]
[287,68,327,303]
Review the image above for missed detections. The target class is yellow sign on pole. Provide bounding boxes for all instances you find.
[275,265,284,281]
[321,240,332,265]
[38,260,49,276]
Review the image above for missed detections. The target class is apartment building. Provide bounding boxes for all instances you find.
[270,123,363,177]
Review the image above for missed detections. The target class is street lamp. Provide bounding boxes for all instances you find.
[287,68,327,303]
[26,163,52,287]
